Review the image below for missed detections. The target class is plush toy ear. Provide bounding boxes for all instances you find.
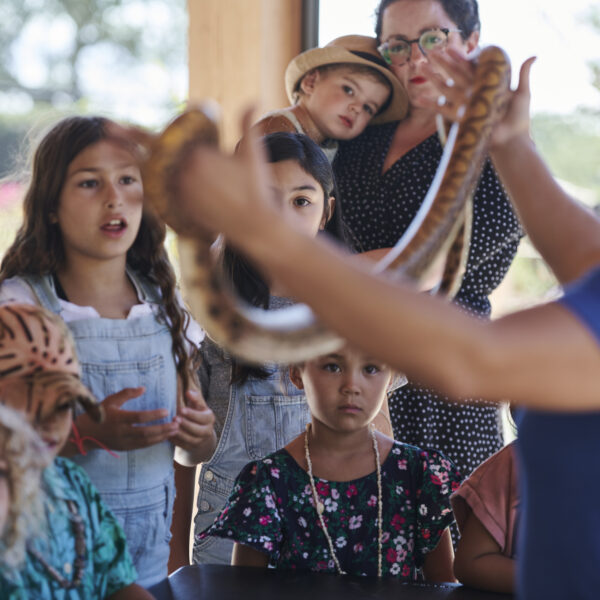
[299,69,320,95]
[289,365,305,390]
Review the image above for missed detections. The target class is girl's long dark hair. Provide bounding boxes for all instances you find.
[0,115,196,396]
[223,132,352,383]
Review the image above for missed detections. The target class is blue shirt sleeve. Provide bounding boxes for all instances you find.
[558,266,600,346]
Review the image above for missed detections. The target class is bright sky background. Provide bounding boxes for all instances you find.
[3,1,597,124]
[319,0,600,115]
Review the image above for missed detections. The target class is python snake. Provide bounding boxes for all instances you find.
[142,46,511,364]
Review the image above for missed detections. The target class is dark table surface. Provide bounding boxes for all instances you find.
[149,565,513,600]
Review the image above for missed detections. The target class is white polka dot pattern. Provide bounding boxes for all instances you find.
[333,123,524,480]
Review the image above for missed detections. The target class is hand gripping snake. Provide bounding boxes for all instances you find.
[142,46,511,365]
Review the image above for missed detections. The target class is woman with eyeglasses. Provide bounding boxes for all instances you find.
[332,0,523,497]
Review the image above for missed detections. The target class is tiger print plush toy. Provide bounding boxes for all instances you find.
[0,303,103,423]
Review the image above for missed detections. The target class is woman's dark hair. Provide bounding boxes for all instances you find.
[0,115,197,395]
[223,132,352,382]
[374,0,480,42]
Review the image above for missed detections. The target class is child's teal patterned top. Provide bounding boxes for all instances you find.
[0,457,137,599]
[199,440,461,579]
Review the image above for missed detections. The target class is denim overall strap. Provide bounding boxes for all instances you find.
[128,267,162,304]
[21,272,177,588]
[22,273,63,313]
[22,268,162,310]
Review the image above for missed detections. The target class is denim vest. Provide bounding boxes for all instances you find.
[23,273,177,588]
[192,336,310,565]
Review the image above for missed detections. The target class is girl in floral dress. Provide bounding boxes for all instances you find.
[198,345,461,581]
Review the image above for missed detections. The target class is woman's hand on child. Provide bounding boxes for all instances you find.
[422,47,536,150]
[173,387,217,466]
[70,386,179,453]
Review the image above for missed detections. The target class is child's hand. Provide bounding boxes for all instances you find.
[423,47,536,150]
[71,386,179,453]
[173,387,217,466]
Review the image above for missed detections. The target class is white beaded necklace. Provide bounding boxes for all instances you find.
[304,422,383,577]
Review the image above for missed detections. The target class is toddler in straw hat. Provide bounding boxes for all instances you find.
[250,35,408,162]
[0,302,152,598]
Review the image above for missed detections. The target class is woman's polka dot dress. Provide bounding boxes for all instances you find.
[333,122,524,481]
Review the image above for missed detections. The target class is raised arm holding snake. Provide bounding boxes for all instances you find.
[158,48,600,598]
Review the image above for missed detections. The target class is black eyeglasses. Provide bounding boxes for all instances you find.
[377,28,462,66]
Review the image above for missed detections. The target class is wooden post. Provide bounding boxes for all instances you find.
[188,0,303,149]
[184,2,304,560]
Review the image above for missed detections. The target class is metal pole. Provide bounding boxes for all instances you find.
[302,0,319,50]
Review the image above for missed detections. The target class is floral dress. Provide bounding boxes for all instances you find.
[333,124,524,482]
[197,441,461,579]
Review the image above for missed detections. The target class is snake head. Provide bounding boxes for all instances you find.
[142,105,220,237]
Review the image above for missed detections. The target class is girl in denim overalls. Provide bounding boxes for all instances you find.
[193,132,354,565]
[0,116,216,587]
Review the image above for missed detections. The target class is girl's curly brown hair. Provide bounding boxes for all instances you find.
[0,115,197,397]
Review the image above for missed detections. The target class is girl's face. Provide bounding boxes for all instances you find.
[380,0,479,110]
[290,346,392,433]
[268,160,334,239]
[56,139,143,266]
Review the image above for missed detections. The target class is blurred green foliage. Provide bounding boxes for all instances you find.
[0,0,186,177]
[532,111,600,204]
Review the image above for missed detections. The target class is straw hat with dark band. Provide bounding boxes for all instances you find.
[285,35,408,125]
[0,302,103,423]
